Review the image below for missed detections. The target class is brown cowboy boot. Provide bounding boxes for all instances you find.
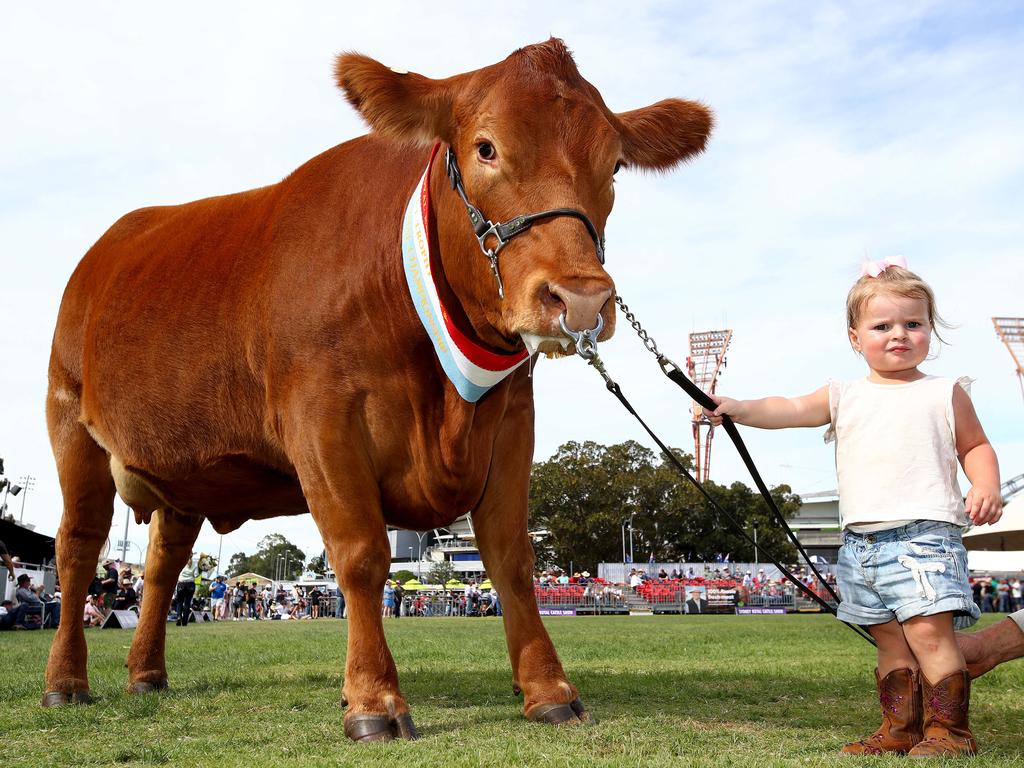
[841,667,923,755]
[908,670,977,758]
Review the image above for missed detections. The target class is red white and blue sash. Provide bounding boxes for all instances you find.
[401,145,529,402]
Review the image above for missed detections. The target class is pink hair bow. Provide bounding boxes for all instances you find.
[861,255,908,278]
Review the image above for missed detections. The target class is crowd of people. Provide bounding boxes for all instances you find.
[200,576,334,622]
[971,576,1023,614]
[381,580,503,617]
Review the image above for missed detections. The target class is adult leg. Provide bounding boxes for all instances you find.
[42,391,116,706]
[957,611,1024,678]
[126,508,203,692]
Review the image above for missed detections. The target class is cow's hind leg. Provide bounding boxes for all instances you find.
[126,508,203,693]
[42,391,116,706]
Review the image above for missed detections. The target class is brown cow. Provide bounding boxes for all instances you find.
[43,39,711,739]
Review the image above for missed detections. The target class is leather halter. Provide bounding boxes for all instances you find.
[444,147,606,299]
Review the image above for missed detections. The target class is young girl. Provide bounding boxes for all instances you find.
[707,260,1002,757]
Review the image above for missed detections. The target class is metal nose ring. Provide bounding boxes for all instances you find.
[559,313,604,361]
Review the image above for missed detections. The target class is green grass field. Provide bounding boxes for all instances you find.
[2,614,1022,767]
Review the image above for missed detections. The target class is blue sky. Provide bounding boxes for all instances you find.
[1,2,1021,570]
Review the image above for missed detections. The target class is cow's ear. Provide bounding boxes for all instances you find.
[335,53,455,145]
[616,99,713,171]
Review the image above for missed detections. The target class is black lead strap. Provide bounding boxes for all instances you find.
[601,374,875,646]
[564,301,876,647]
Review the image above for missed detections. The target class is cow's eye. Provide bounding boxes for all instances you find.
[613,161,623,175]
[477,142,496,161]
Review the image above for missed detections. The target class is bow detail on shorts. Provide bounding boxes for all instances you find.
[897,554,946,602]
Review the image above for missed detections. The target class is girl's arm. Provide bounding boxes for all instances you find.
[705,385,830,429]
[953,386,1002,525]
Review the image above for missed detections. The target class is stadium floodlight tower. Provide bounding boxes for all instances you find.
[992,317,1024,402]
[687,329,732,482]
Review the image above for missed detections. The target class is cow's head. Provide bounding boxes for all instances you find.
[336,39,712,357]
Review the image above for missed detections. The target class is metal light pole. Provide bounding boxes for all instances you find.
[18,475,35,523]
[216,534,223,577]
[628,512,635,564]
[415,531,429,580]
[621,520,627,566]
[120,504,131,564]
[753,520,759,568]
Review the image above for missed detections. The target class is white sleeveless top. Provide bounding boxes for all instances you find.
[824,375,969,529]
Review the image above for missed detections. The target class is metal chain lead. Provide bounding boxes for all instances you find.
[615,295,661,358]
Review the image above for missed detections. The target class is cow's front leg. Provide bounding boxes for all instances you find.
[473,431,594,726]
[299,462,416,742]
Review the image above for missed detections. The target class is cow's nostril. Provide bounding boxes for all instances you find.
[543,286,566,313]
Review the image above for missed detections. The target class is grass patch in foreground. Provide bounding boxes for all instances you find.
[1,614,1022,767]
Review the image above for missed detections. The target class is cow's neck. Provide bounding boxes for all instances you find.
[400,145,530,404]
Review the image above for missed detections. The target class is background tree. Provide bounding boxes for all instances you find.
[529,441,800,572]
[529,440,668,572]
[306,553,327,576]
[227,534,305,579]
[425,560,455,590]
[392,569,416,583]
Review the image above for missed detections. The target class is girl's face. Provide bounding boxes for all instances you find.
[848,292,931,382]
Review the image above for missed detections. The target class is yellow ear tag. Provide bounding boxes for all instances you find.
[389,66,410,75]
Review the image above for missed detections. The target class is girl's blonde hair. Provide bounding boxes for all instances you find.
[846,265,950,345]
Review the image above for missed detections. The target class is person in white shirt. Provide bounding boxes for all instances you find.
[707,260,1002,757]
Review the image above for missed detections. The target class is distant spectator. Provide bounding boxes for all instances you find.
[247,585,258,619]
[309,586,323,619]
[209,576,227,621]
[100,559,119,610]
[382,582,395,618]
[173,555,198,627]
[132,572,145,605]
[0,599,17,630]
[112,580,137,611]
[997,579,1011,613]
[232,582,246,620]
[391,582,403,619]
[15,573,51,628]
[0,538,15,582]
[629,569,642,590]
[83,595,104,627]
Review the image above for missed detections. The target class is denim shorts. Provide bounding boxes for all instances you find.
[836,520,979,629]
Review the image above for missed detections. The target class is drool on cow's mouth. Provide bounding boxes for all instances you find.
[520,332,572,357]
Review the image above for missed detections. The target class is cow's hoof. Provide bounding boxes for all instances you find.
[344,712,419,742]
[526,697,597,726]
[127,680,167,695]
[41,690,92,707]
